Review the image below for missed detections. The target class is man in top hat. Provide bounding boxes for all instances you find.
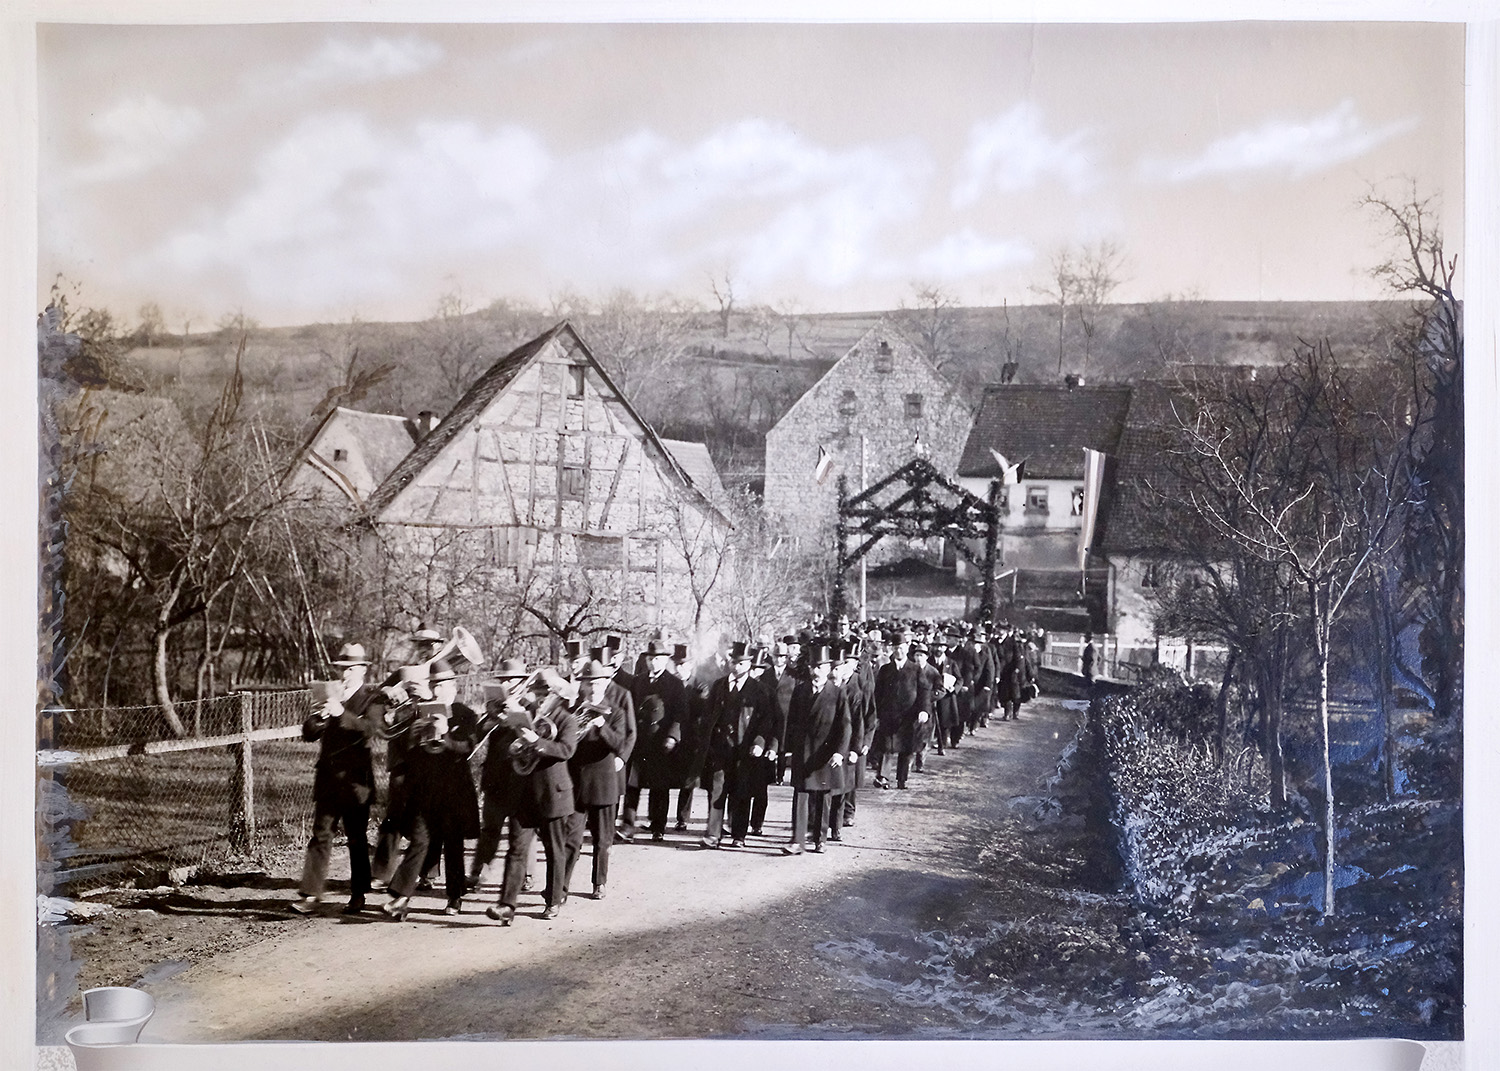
[700,641,779,848]
[768,642,798,791]
[825,646,864,842]
[909,640,937,773]
[623,638,686,841]
[293,642,387,915]
[672,643,709,832]
[567,659,636,900]
[603,634,634,694]
[964,626,996,735]
[469,657,534,891]
[872,630,930,790]
[780,645,849,855]
[381,660,482,919]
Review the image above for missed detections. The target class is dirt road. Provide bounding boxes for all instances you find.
[70,696,1090,1042]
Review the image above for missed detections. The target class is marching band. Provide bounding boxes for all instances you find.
[293,617,1044,921]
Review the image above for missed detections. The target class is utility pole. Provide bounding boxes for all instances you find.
[859,434,868,623]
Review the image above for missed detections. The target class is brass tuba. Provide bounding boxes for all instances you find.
[508,670,583,775]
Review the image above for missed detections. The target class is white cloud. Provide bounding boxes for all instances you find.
[951,103,1095,207]
[914,229,1034,278]
[140,114,930,313]
[149,112,550,304]
[70,94,204,184]
[1139,101,1417,184]
[290,35,444,87]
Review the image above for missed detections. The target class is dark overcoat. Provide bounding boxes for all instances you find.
[966,642,996,708]
[629,670,685,789]
[996,636,1031,704]
[304,683,384,810]
[676,678,710,787]
[930,657,961,736]
[570,691,637,808]
[874,658,931,755]
[785,679,851,792]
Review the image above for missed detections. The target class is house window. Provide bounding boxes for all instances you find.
[332,448,348,462]
[1141,561,1162,588]
[560,465,586,501]
[874,341,893,373]
[905,393,924,419]
[990,481,1010,510]
[839,389,858,417]
[1025,486,1049,514]
[1071,486,1085,516]
[567,365,587,399]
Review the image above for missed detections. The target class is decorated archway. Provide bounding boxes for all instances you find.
[833,457,1001,621]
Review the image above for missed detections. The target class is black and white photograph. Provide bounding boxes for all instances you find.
[18,9,1494,1069]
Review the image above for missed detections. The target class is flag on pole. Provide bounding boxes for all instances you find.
[814,444,833,484]
[989,448,1025,485]
[1077,447,1107,571]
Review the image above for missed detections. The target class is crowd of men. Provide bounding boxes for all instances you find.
[290,618,1045,924]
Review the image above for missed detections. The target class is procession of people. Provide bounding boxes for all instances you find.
[292,615,1044,923]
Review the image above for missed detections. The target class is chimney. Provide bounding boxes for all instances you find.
[415,410,439,439]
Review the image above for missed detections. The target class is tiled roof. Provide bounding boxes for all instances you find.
[362,325,566,518]
[1093,384,1185,556]
[956,385,1133,480]
[330,409,416,489]
[660,439,727,501]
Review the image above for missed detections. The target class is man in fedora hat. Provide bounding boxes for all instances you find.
[488,669,581,924]
[567,658,636,900]
[781,646,848,856]
[468,657,533,892]
[700,641,779,848]
[623,638,685,841]
[293,642,387,915]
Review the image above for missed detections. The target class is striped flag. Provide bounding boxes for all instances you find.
[1077,447,1107,571]
[814,444,833,484]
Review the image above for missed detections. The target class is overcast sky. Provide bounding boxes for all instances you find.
[38,21,1464,328]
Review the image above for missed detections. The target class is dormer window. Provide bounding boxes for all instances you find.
[874,340,893,373]
[332,448,348,462]
[904,393,924,419]
[567,365,587,398]
[839,389,858,417]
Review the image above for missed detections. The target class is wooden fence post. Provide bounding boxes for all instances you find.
[229,693,255,851]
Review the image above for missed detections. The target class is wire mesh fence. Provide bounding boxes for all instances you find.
[37,688,400,890]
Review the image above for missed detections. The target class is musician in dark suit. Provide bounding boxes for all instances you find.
[372,627,445,887]
[781,646,849,855]
[467,658,533,892]
[487,670,581,924]
[567,659,636,899]
[293,643,388,916]
[700,642,779,848]
[381,660,482,919]
[622,639,685,841]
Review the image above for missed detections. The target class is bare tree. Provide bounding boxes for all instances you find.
[578,289,702,422]
[654,491,735,637]
[135,302,166,348]
[896,283,962,368]
[1172,342,1412,916]
[1070,241,1125,377]
[1362,185,1463,725]
[1032,248,1077,376]
[708,270,736,339]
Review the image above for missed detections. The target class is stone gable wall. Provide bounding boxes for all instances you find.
[764,327,973,564]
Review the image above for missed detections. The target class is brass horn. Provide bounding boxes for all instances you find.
[426,626,485,675]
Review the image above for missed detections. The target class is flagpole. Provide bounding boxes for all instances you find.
[859,434,868,624]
